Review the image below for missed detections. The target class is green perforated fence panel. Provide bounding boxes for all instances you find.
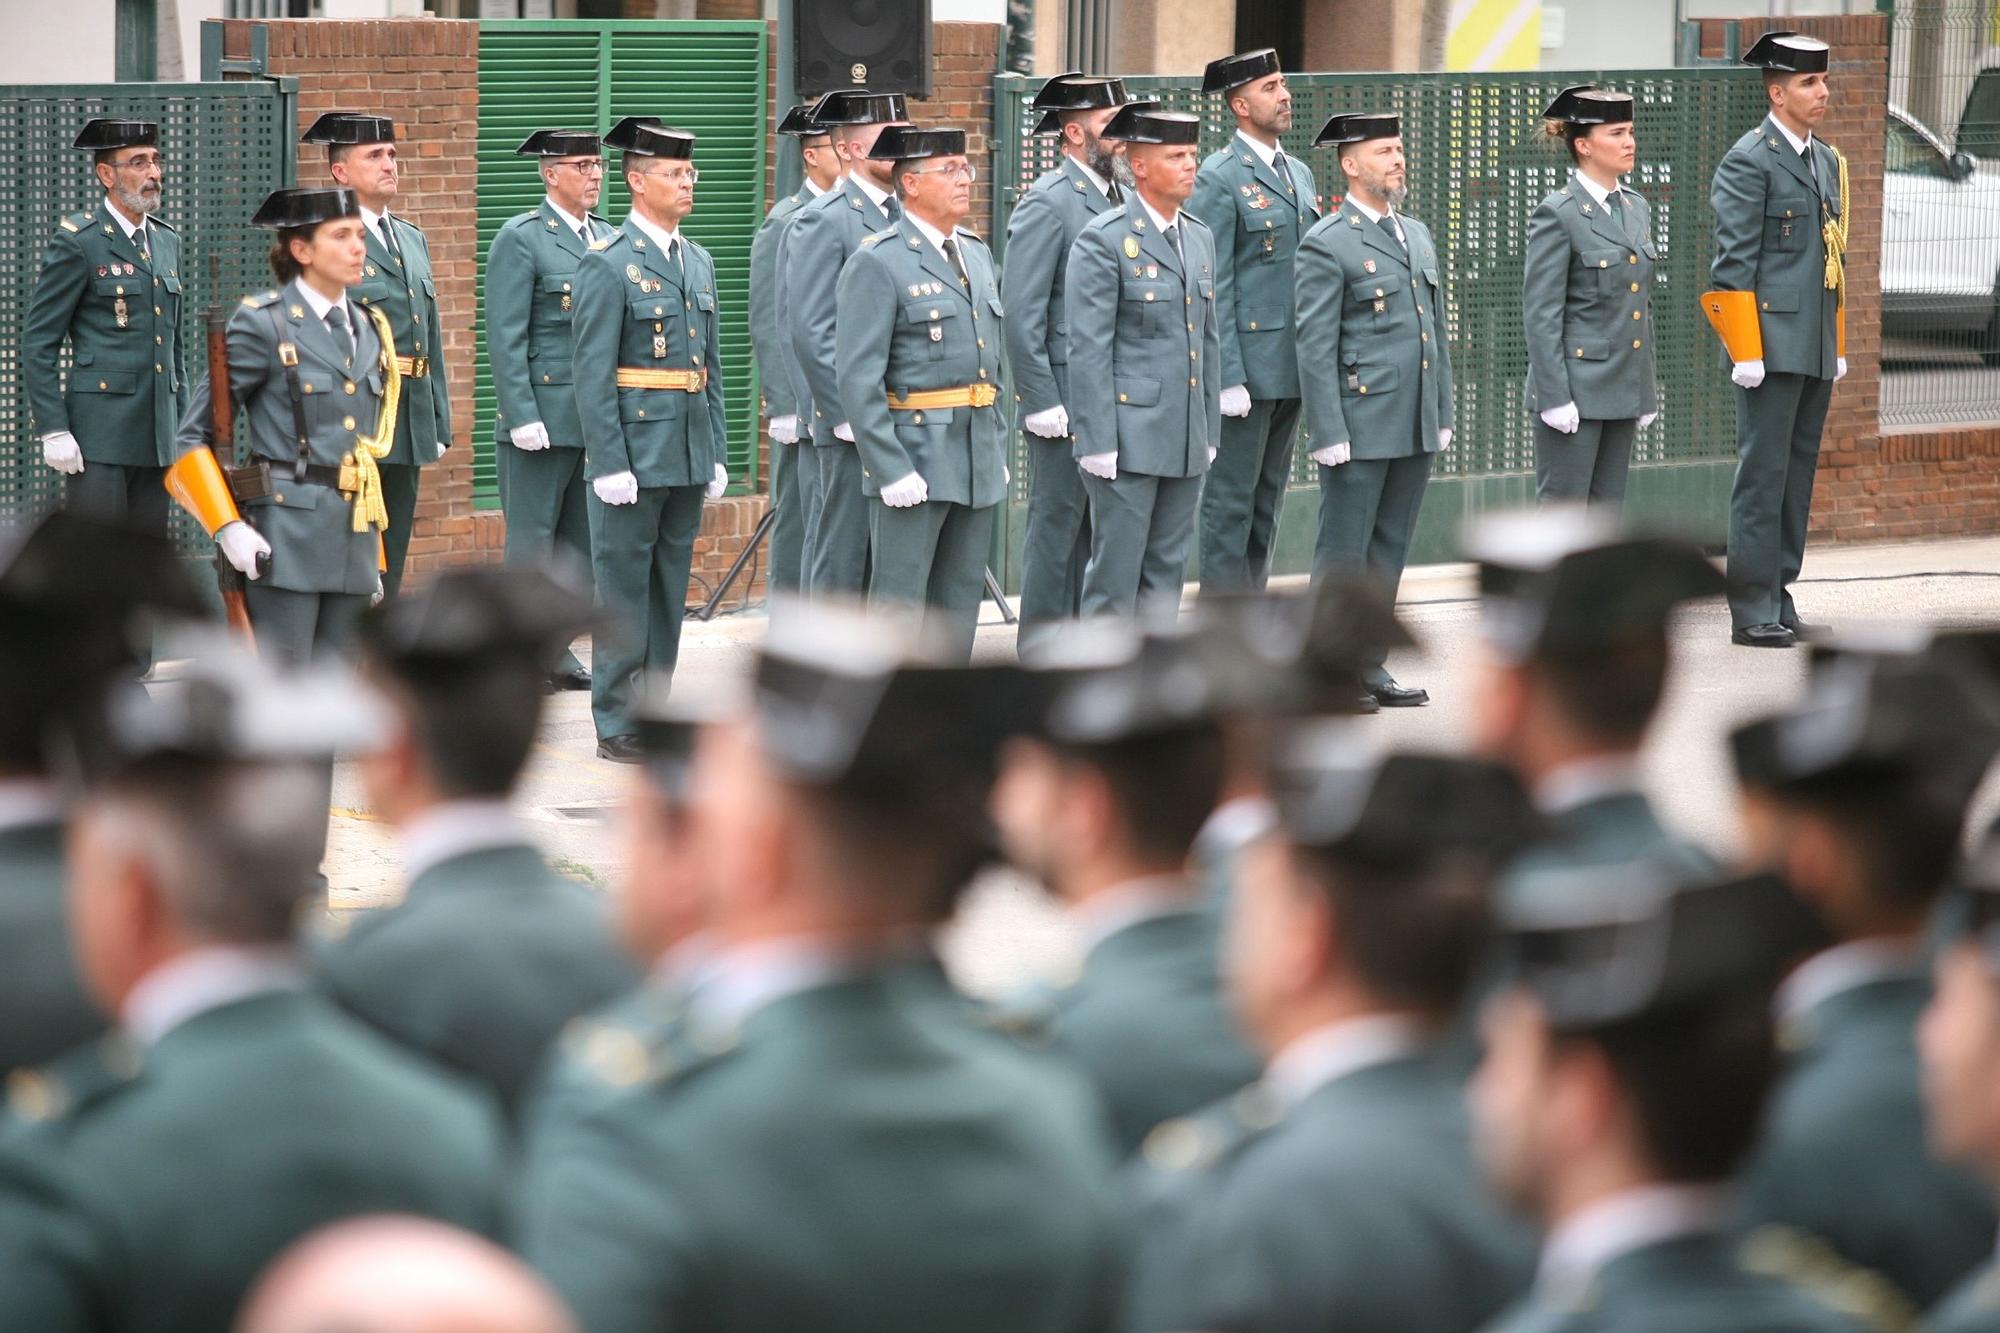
[987,68,1768,582]
[474,20,767,508]
[0,81,294,558]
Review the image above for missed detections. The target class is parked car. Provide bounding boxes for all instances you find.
[1881,103,2000,364]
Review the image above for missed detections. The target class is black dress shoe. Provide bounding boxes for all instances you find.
[547,667,592,692]
[1354,693,1382,715]
[1367,677,1429,708]
[596,734,645,764]
[1732,623,1796,648]
[1781,615,1826,641]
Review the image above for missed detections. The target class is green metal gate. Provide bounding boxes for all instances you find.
[0,80,296,549]
[987,68,1768,582]
[474,20,768,507]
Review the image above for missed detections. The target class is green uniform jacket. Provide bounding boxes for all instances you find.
[486,201,613,450]
[750,185,813,420]
[1188,133,1320,399]
[571,221,728,487]
[0,991,504,1333]
[1065,197,1222,477]
[1709,117,1843,380]
[351,213,452,464]
[174,282,389,597]
[21,203,187,467]
[1003,157,1121,416]
[1522,175,1660,421]
[515,969,1124,1333]
[835,219,1009,505]
[0,820,105,1076]
[1930,1263,2000,1332]
[314,843,640,1119]
[1503,791,1718,885]
[1740,974,1996,1316]
[1034,906,1261,1156]
[1296,202,1454,459]
[1124,1052,1535,1332]
[1483,1233,1872,1333]
[788,176,898,435]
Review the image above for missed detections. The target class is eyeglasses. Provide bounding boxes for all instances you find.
[110,153,162,172]
[639,165,700,184]
[555,158,607,175]
[905,162,978,182]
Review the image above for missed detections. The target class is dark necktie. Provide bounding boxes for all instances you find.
[135,224,150,263]
[668,237,683,279]
[1271,148,1294,195]
[377,216,401,261]
[577,221,592,246]
[942,236,970,291]
[326,307,354,366]
[1380,214,1405,251]
[1163,223,1183,268]
[884,194,903,224]
[1106,181,1124,206]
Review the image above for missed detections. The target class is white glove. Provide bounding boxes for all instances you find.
[41,431,84,475]
[215,521,271,581]
[880,471,928,508]
[1206,445,1218,465]
[509,421,551,452]
[1539,402,1581,435]
[1439,428,1454,451]
[372,576,385,607]
[1310,441,1351,468]
[1219,385,1253,418]
[592,471,640,506]
[833,422,855,443]
[1638,410,1659,429]
[1023,405,1070,439]
[1078,452,1118,481]
[1002,464,1011,487]
[768,414,801,445]
[435,441,450,461]
[705,464,728,499]
[1731,359,1766,390]
[1835,357,1848,382]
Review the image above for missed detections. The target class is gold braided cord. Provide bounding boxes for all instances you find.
[345,304,403,536]
[1823,145,1850,307]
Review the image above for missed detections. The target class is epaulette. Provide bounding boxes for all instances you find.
[394,215,426,235]
[1740,1224,1918,1331]
[1140,1084,1284,1174]
[953,226,985,246]
[5,1034,144,1126]
[148,216,176,234]
[588,235,614,251]
[59,211,90,234]
[1181,212,1212,233]
[860,232,887,248]
[240,290,282,309]
[559,993,740,1094]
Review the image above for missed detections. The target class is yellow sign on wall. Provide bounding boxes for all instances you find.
[1447,0,1541,71]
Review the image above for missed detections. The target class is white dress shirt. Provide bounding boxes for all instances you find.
[121,945,306,1047]
[398,798,531,884]
[1532,755,1645,817]
[1265,1015,1424,1108]
[1345,193,1407,247]
[294,276,358,343]
[546,197,596,244]
[626,209,682,259]
[685,935,857,1033]
[1770,114,1815,157]
[907,210,955,264]
[1776,936,1926,1026]
[1073,875,1198,957]
[1572,169,1619,210]
[1538,1184,1732,1295]
[851,170,895,214]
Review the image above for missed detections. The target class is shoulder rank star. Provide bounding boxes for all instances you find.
[1123,236,1141,259]
[1581,204,1592,216]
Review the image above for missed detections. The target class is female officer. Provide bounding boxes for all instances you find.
[1521,86,1659,507]
[168,186,400,664]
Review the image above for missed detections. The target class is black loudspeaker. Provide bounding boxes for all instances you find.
[794,0,933,99]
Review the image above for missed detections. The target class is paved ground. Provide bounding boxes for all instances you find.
[323,534,2000,999]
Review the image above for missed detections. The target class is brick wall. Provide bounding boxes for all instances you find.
[1699,14,2000,542]
[909,23,1000,233]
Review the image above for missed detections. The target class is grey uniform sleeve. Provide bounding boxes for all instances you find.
[1521,199,1573,411]
[1000,187,1066,417]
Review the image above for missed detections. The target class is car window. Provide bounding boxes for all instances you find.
[1887,115,1949,178]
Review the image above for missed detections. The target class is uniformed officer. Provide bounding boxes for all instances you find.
[1006,73,1138,649]
[1706,32,1848,648]
[1066,104,1220,623]
[752,102,844,602]
[1463,506,1723,881]
[784,90,911,599]
[0,648,503,1333]
[304,112,452,601]
[21,118,188,672]
[1296,112,1451,708]
[835,126,1007,662]
[1125,741,1538,1332]
[1189,49,1319,591]
[515,611,1122,1333]
[572,122,730,764]
[320,568,639,1119]
[1473,871,1868,1333]
[1523,87,1660,508]
[991,627,1260,1154]
[1730,650,1999,1320]
[168,186,393,667]
[484,127,615,693]
[0,513,202,1077]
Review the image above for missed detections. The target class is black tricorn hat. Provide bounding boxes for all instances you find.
[1270,731,1541,867]
[1742,30,1831,74]
[359,567,600,672]
[868,126,967,162]
[1542,85,1635,126]
[1101,105,1200,146]
[515,128,602,158]
[1201,48,1281,95]
[1030,74,1139,135]
[602,116,663,151]
[300,112,395,146]
[73,118,158,153]
[624,124,696,160]
[777,103,830,137]
[250,187,360,230]
[1314,112,1401,147]
[810,89,911,127]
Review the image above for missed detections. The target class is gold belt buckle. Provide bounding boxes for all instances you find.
[970,383,998,408]
[411,356,430,378]
[337,451,360,497]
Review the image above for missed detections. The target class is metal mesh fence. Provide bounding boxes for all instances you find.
[1881,3,2000,428]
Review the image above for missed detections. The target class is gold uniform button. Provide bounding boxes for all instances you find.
[1144,292,1155,302]
[155,335,162,345]
[689,327,697,337]
[1421,332,1429,343]
[1575,348,1585,358]
[654,323,664,334]
[1248,321,1258,330]
[913,412,924,424]
[155,363,163,373]
[637,410,646,418]
[1190,350,1198,361]
[1417,306,1425,315]
[1630,282,1641,293]
[929,309,940,319]
[1358,385,1369,394]
[1632,338,1643,349]
[342,415,356,430]
[1761,301,1770,310]
[1628,255,1637,265]
[1187,323,1195,332]
[1375,288,1384,297]
[1189,377,1197,386]
[1598,260,1609,268]
[303,383,314,394]
[344,381,357,394]
[1633,311,1643,321]
[98,380,107,390]
[1118,393,1129,402]
[153,306,162,316]
[978,368,988,379]
[542,374,551,383]
[1185,296,1192,306]
[1422,359,1429,370]
[977,339,985,349]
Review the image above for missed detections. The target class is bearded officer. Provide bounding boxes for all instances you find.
[1295,113,1450,708]
[302,112,451,601]
[1005,73,1137,650]
[484,128,614,693]
[572,121,728,764]
[1189,49,1318,592]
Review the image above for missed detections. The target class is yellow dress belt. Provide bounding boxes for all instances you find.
[616,367,709,391]
[887,383,1000,411]
[393,355,430,379]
